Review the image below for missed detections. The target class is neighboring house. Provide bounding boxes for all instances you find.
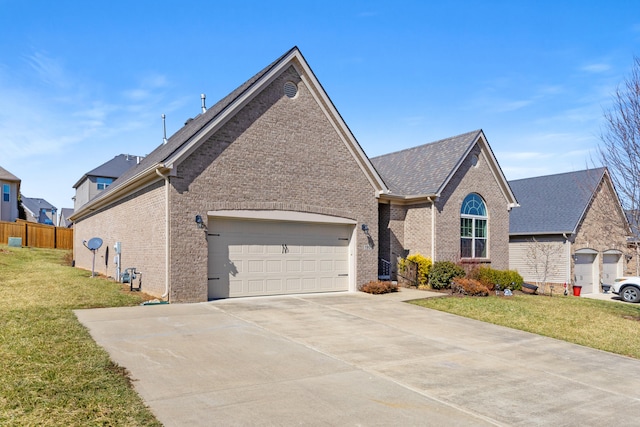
[0,166,21,222]
[509,168,630,294]
[71,47,387,303]
[372,130,519,279]
[72,154,143,211]
[22,197,57,225]
[59,208,74,228]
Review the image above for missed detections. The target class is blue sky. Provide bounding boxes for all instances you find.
[1,0,640,218]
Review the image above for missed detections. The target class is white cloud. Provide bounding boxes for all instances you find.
[581,63,611,73]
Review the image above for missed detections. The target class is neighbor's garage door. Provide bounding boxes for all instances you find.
[602,252,622,284]
[208,218,352,299]
[575,252,597,294]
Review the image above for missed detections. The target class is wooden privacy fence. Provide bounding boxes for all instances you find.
[0,220,73,250]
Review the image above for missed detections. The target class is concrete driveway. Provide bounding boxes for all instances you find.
[75,289,640,426]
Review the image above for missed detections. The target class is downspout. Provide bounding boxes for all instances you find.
[563,233,571,285]
[156,169,170,299]
[429,196,436,261]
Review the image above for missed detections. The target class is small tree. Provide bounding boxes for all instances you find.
[525,237,564,289]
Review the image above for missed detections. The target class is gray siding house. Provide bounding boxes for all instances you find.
[72,154,143,211]
[22,197,57,225]
[509,168,630,294]
[0,166,20,222]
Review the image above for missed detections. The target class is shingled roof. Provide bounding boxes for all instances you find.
[371,130,482,196]
[72,46,387,220]
[103,48,297,196]
[509,168,606,235]
[22,197,56,214]
[72,154,143,188]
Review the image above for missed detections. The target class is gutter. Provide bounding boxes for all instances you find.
[155,168,170,300]
[70,164,165,222]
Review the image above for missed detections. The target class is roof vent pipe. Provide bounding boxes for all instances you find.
[162,114,168,145]
[201,93,206,113]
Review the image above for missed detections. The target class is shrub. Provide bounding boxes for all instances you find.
[359,281,398,294]
[428,261,465,289]
[451,277,490,296]
[472,266,524,291]
[398,253,432,288]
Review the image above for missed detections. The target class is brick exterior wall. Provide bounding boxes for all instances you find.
[379,143,512,279]
[166,65,378,302]
[73,180,167,296]
[435,144,510,269]
[404,202,433,257]
[573,176,632,281]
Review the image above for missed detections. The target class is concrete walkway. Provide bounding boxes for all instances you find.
[76,288,640,426]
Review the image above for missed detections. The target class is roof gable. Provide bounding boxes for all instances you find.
[0,166,20,182]
[72,47,387,220]
[372,130,517,206]
[509,168,607,235]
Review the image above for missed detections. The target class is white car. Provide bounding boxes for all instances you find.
[612,277,640,303]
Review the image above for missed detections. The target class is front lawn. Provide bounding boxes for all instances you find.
[410,293,640,359]
[0,245,160,426]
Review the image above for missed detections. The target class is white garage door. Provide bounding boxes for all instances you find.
[575,252,597,294]
[602,252,622,285]
[208,218,352,299]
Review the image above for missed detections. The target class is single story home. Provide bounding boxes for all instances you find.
[72,47,518,302]
[509,168,631,294]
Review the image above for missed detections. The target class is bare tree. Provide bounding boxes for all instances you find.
[597,56,640,241]
[525,237,564,289]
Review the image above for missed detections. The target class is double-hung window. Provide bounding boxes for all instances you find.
[2,184,9,202]
[460,193,488,258]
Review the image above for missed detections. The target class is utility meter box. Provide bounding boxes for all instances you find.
[114,242,121,254]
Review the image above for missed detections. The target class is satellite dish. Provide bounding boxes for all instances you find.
[85,237,103,251]
[82,237,103,277]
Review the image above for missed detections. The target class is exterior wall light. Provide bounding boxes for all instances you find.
[195,215,205,229]
[361,223,370,237]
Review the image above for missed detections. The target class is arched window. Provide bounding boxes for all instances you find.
[460,193,487,258]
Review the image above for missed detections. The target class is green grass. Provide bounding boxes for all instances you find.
[0,245,161,426]
[411,293,640,358]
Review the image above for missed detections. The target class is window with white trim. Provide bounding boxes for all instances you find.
[460,193,487,258]
[2,184,9,202]
[96,177,113,190]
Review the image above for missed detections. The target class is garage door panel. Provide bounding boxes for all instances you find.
[319,260,333,271]
[302,278,316,290]
[302,260,315,272]
[266,279,283,292]
[266,260,281,273]
[208,218,352,299]
[286,260,301,272]
[286,278,302,291]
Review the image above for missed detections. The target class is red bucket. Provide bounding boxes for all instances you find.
[572,285,582,296]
